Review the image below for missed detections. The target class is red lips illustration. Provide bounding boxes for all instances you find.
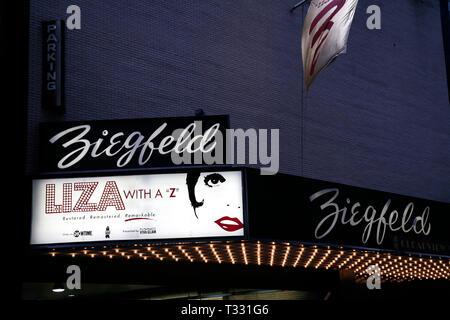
[214,216,244,232]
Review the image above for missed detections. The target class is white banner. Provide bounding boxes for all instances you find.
[30,170,244,244]
[301,0,359,89]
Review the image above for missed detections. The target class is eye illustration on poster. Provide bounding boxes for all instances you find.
[186,171,244,234]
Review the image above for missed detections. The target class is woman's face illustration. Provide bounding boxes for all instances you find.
[191,171,244,233]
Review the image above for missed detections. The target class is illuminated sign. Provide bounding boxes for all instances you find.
[39,116,228,172]
[30,170,245,245]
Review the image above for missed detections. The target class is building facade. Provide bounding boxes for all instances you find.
[12,0,450,300]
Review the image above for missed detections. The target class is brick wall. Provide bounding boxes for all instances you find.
[27,0,450,202]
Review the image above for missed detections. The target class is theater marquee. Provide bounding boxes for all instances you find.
[30,170,245,245]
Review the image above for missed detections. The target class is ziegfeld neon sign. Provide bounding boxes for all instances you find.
[309,188,431,245]
[47,121,280,175]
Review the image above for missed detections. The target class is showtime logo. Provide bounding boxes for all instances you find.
[45,181,125,214]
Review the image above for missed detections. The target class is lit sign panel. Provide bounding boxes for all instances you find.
[30,170,245,245]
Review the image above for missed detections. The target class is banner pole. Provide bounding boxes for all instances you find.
[290,0,308,13]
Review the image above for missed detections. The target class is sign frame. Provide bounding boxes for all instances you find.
[38,115,230,173]
[246,169,450,258]
[28,166,249,249]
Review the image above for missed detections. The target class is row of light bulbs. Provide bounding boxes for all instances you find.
[46,240,450,282]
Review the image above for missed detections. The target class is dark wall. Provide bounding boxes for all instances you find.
[27,0,450,202]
